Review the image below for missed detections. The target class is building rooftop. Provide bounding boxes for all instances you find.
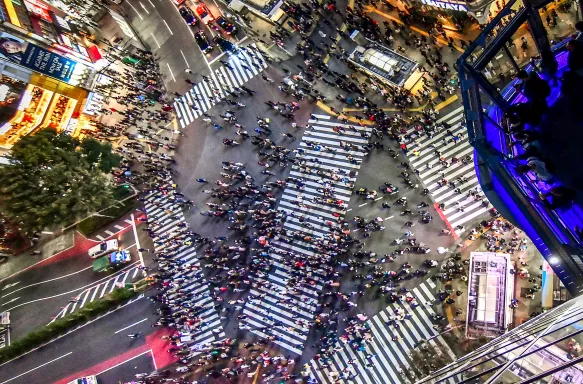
[349,42,419,88]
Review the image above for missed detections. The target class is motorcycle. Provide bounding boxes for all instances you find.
[396,197,407,206]
[424,259,438,267]
[379,183,399,195]
[417,202,429,208]
[355,187,369,195]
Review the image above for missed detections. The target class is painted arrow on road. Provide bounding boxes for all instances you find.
[2,296,20,306]
[2,282,20,291]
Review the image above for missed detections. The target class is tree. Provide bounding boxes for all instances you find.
[0,128,115,233]
[80,138,121,173]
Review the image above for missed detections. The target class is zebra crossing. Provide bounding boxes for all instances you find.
[173,45,268,129]
[404,106,490,235]
[53,262,142,320]
[142,190,226,349]
[308,278,456,384]
[241,114,372,355]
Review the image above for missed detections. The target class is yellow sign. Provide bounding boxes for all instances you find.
[3,0,21,27]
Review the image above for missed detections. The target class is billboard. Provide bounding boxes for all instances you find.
[0,32,77,82]
[23,0,52,22]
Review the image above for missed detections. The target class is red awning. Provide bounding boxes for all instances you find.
[86,45,102,63]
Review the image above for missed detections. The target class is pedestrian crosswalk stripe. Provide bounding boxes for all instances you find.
[309,279,454,384]
[174,45,268,128]
[142,193,226,348]
[51,265,142,320]
[241,114,371,355]
[402,106,490,234]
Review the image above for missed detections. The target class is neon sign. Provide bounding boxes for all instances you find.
[421,0,468,11]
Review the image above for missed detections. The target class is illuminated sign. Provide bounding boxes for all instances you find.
[2,0,21,26]
[421,0,468,11]
[23,0,52,22]
[0,32,77,81]
[53,14,71,31]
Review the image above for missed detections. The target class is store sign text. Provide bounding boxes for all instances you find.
[421,0,468,11]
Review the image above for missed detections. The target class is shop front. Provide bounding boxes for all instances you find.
[0,68,90,147]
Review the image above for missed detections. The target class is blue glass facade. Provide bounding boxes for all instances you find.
[458,0,583,296]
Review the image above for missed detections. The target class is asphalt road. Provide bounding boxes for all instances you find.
[0,227,142,340]
[0,2,479,382]
[0,296,157,384]
[121,0,246,95]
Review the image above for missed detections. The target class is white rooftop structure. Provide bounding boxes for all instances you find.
[466,252,515,338]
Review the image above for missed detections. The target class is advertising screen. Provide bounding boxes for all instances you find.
[0,32,77,82]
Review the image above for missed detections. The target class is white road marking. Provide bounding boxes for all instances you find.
[139,2,149,14]
[358,203,368,207]
[151,33,161,48]
[2,266,92,298]
[166,62,176,82]
[163,19,173,35]
[0,352,73,384]
[127,2,143,20]
[147,0,155,8]
[1,297,19,306]
[131,213,145,270]
[114,317,149,334]
[374,197,383,201]
[1,282,19,291]
[2,261,139,312]
[96,350,153,375]
[180,50,190,68]
[208,51,227,66]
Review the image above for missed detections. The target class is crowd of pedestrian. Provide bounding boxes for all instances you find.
[85,0,505,382]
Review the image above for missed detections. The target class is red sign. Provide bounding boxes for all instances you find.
[23,0,52,22]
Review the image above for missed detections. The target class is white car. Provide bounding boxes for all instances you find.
[88,239,119,258]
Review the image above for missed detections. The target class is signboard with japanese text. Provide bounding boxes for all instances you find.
[0,32,77,82]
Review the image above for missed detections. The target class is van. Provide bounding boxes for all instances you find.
[88,239,119,258]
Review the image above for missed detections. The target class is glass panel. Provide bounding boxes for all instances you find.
[466,44,485,65]
[485,1,525,44]
[508,20,538,68]
[477,84,509,155]
[539,1,577,45]
[480,46,517,88]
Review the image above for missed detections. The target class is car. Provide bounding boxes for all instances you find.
[213,35,237,53]
[179,6,197,25]
[215,16,236,35]
[88,239,119,258]
[196,3,215,24]
[172,0,185,5]
[195,31,213,53]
